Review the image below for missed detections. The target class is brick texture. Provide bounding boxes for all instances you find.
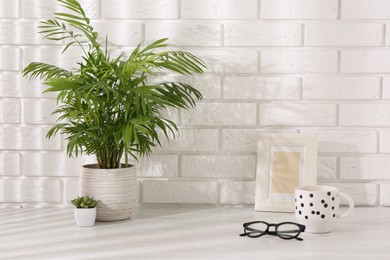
[261,0,338,20]
[182,0,257,20]
[1,0,389,207]
[225,23,302,46]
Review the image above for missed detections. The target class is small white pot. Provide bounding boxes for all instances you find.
[74,208,96,227]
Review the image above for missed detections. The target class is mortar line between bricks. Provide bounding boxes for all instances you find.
[337,0,342,20]
[177,0,181,20]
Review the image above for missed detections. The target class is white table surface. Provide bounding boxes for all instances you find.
[0,205,389,259]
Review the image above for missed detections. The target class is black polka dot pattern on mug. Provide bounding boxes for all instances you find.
[295,191,337,220]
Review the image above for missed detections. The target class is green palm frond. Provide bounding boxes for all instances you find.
[38,0,100,54]
[22,62,71,81]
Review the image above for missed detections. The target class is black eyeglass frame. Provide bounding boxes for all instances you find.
[239,221,305,241]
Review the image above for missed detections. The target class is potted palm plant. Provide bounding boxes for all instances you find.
[22,0,206,221]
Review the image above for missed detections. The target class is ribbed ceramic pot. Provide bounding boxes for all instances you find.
[80,164,137,222]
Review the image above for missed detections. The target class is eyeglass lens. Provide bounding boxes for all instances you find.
[245,222,268,237]
[276,223,301,239]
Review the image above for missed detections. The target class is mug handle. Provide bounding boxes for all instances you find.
[339,192,354,218]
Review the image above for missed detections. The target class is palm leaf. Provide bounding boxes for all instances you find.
[22,62,71,80]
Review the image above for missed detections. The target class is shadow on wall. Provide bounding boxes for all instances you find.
[316,140,375,207]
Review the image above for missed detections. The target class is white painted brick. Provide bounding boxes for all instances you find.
[225,23,301,46]
[20,76,55,98]
[150,75,221,100]
[142,180,218,204]
[102,0,178,19]
[23,99,57,125]
[0,153,21,176]
[0,21,16,45]
[220,181,255,204]
[261,0,338,20]
[23,47,83,72]
[222,129,259,152]
[157,129,218,152]
[182,0,257,19]
[22,0,99,18]
[341,51,390,73]
[0,48,21,71]
[137,155,178,177]
[342,0,390,19]
[320,183,378,206]
[221,128,300,152]
[380,130,390,153]
[340,157,390,180]
[261,50,337,73]
[0,21,59,45]
[303,76,380,100]
[305,23,383,47]
[190,50,258,74]
[91,21,142,46]
[0,179,62,203]
[0,0,19,18]
[0,73,22,97]
[0,127,62,150]
[260,103,336,126]
[380,183,390,206]
[145,23,221,47]
[300,130,377,154]
[182,103,257,126]
[317,156,336,180]
[224,77,301,100]
[0,99,20,124]
[340,103,390,126]
[191,76,221,100]
[22,152,90,177]
[181,155,256,178]
[63,178,79,203]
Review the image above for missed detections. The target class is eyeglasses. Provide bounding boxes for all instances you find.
[240,221,305,241]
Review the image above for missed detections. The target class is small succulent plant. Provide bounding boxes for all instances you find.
[71,195,97,209]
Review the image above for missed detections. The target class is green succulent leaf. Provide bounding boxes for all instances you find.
[71,195,97,208]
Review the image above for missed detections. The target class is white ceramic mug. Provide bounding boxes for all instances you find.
[294,186,354,233]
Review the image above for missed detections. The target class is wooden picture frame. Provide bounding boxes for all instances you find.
[255,133,317,212]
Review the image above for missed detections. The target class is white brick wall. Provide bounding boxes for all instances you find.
[0,0,19,18]
[224,23,302,46]
[305,23,384,46]
[102,0,178,19]
[224,77,301,100]
[341,51,390,73]
[181,0,258,20]
[261,0,338,20]
[2,0,390,207]
[341,0,390,19]
[145,23,222,46]
[260,103,336,126]
[261,50,338,73]
[303,77,380,100]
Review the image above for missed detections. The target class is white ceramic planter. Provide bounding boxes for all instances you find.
[74,208,96,227]
[79,164,137,222]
